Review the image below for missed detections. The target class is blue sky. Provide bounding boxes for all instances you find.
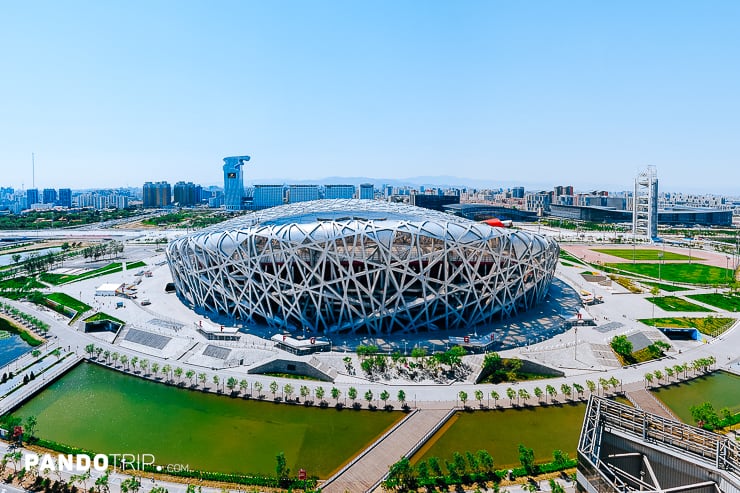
[1,1,738,193]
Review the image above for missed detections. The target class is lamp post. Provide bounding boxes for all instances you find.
[574,326,578,361]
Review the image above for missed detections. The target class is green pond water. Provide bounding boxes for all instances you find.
[12,363,402,477]
[652,371,740,424]
[414,403,586,468]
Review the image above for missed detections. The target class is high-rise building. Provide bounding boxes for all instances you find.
[26,189,39,207]
[253,185,284,209]
[174,182,202,207]
[324,185,356,200]
[42,188,57,204]
[359,183,374,200]
[511,186,525,199]
[143,181,171,208]
[223,155,250,211]
[633,166,659,239]
[57,188,72,208]
[289,185,320,203]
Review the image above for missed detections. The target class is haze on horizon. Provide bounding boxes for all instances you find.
[1,1,738,194]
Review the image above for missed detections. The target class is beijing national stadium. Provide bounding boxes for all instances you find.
[166,199,559,335]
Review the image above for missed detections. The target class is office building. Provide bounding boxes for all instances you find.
[324,185,356,200]
[223,155,250,211]
[253,185,284,209]
[359,183,374,200]
[288,185,320,203]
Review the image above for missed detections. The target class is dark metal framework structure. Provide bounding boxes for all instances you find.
[167,200,558,335]
[578,396,739,493]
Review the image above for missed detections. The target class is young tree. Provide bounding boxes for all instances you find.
[644,372,654,387]
[226,376,238,394]
[458,390,468,407]
[560,384,572,401]
[490,390,500,407]
[186,369,195,385]
[364,389,374,407]
[474,389,484,407]
[254,381,263,398]
[348,386,358,405]
[380,389,390,407]
[534,386,544,402]
[241,379,250,395]
[546,384,557,403]
[586,379,596,394]
[518,388,530,405]
[283,383,294,401]
[269,380,279,399]
[198,372,207,388]
[275,452,290,482]
[573,382,585,399]
[518,444,536,476]
[397,389,406,407]
[315,385,326,403]
[506,387,516,405]
[331,386,341,404]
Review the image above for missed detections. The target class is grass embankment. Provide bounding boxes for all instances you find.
[687,293,740,312]
[609,275,643,293]
[0,317,43,346]
[646,296,711,312]
[558,251,584,265]
[593,248,697,261]
[83,312,126,325]
[639,317,735,337]
[39,262,122,285]
[44,292,92,314]
[640,281,687,292]
[125,260,147,270]
[606,263,733,285]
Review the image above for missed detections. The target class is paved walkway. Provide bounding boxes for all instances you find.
[322,408,454,493]
[623,383,678,420]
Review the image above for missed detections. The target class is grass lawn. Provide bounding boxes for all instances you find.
[641,281,688,292]
[639,317,735,336]
[559,251,584,264]
[44,292,92,314]
[646,296,712,312]
[125,260,147,269]
[0,276,45,291]
[687,293,740,312]
[40,262,123,285]
[606,262,733,285]
[593,248,698,261]
[83,312,125,325]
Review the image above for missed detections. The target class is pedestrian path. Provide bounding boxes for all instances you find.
[624,383,678,420]
[321,407,454,493]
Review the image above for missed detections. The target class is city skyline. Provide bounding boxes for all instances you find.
[1,1,739,193]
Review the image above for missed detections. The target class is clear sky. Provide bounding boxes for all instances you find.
[1,1,738,193]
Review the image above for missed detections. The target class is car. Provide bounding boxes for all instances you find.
[141,299,151,306]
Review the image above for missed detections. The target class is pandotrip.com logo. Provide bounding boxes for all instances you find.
[23,453,190,473]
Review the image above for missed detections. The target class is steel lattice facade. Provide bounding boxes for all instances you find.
[166,199,559,335]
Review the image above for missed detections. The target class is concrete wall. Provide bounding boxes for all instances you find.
[248,358,334,382]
